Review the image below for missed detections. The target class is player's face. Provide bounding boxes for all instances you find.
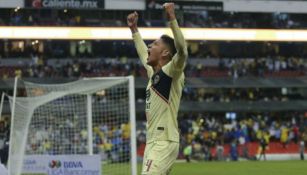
[147,39,167,67]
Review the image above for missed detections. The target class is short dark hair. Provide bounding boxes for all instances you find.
[160,35,177,58]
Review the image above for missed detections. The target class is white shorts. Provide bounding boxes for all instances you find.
[141,141,179,175]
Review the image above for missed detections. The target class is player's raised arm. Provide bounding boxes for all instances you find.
[164,3,188,70]
[127,12,153,77]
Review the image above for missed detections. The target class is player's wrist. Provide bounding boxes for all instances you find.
[167,13,176,21]
[130,26,138,33]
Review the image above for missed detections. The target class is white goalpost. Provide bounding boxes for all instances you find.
[0,92,5,120]
[7,76,137,175]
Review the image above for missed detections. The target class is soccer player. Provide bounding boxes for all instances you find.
[127,3,188,175]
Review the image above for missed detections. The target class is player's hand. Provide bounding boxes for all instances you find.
[163,3,176,20]
[127,11,138,29]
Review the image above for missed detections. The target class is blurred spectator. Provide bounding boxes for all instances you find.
[230,140,238,161]
[183,144,192,162]
[216,141,224,161]
[299,139,305,160]
[258,136,267,161]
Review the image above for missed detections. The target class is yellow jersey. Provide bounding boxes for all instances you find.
[133,20,188,143]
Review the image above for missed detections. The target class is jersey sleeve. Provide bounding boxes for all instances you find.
[162,20,188,78]
[132,32,154,77]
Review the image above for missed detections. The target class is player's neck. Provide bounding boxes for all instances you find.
[152,65,162,73]
[152,59,169,73]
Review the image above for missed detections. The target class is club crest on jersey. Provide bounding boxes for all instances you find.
[152,75,160,85]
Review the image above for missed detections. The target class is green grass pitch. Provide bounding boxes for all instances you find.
[102,161,307,175]
[22,160,306,175]
[165,161,306,175]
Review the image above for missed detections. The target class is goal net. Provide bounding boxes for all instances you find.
[7,76,137,175]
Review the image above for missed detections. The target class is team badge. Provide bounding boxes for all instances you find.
[153,75,160,85]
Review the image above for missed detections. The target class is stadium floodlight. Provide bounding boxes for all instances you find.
[7,76,137,175]
[1,26,307,41]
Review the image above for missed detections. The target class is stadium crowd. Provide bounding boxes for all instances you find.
[0,57,306,79]
[137,112,307,161]
[181,88,306,102]
[2,39,306,59]
[0,114,132,164]
[1,9,307,29]
[0,112,306,163]
[0,118,9,164]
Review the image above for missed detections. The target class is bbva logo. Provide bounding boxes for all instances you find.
[63,161,83,168]
[49,160,61,169]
